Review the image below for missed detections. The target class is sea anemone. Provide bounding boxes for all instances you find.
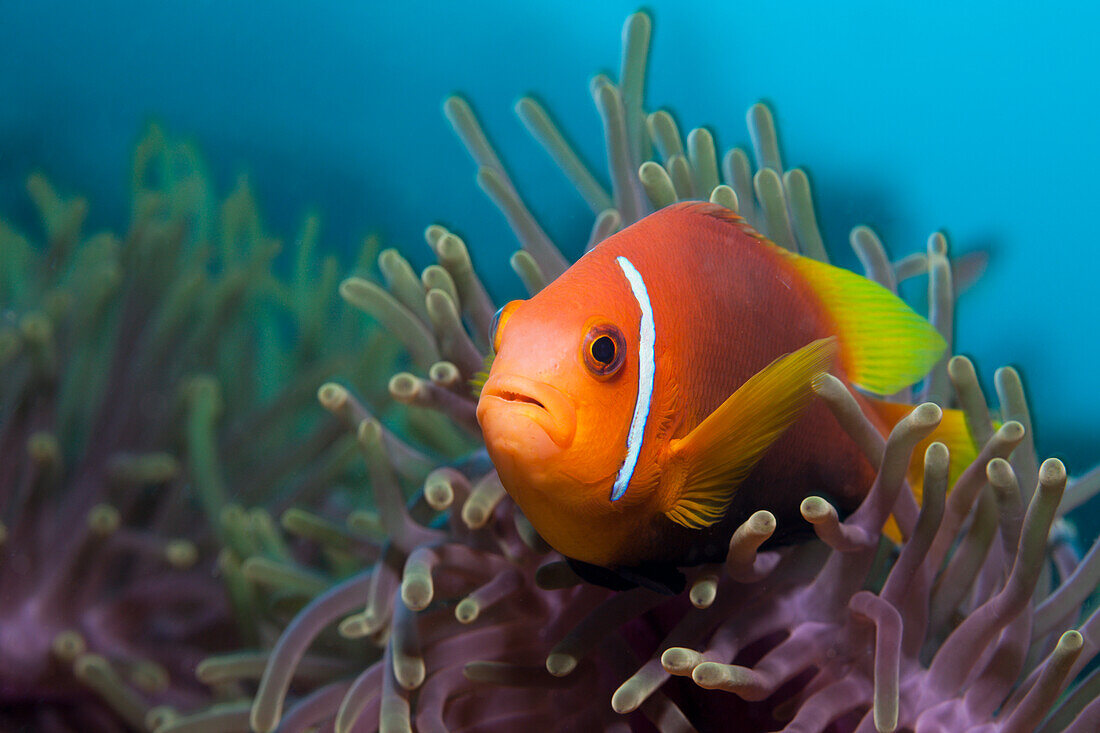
[157,11,1099,733]
[0,127,396,731]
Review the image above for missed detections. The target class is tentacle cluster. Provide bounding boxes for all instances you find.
[152,11,1100,733]
[0,127,395,731]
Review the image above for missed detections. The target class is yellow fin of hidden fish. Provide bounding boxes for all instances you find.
[772,248,946,395]
[468,352,495,398]
[868,398,980,541]
[664,337,839,530]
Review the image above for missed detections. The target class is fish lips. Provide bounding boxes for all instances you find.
[477,374,577,450]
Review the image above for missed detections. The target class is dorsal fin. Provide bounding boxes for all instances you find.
[672,201,945,395]
[672,201,765,240]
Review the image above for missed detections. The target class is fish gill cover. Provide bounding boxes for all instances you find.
[1,7,1099,733]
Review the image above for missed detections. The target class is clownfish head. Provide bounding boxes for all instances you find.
[475,254,659,563]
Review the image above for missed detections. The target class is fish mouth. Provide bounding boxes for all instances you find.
[477,374,576,448]
[493,388,546,410]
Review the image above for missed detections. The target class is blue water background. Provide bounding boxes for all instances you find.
[1,2,1096,498]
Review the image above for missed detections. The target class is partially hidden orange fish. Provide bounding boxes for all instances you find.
[476,202,975,593]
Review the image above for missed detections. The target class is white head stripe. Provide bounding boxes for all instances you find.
[610,255,655,502]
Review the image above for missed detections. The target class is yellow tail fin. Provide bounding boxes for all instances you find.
[774,247,946,395]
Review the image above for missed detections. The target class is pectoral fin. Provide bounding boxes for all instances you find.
[664,337,838,530]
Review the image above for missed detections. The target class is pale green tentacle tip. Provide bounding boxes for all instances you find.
[993,365,1025,394]
[112,450,171,485]
[689,574,719,609]
[455,597,479,624]
[927,230,948,256]
[746,102,780,170]
[1039,457,1067,488]
[666,153,695,200]
[145,705,177,732]
[27,430,61,464]
[925,440,950,470]
[425,287,461,330]
[428,360,461,388]
[423,472,455,511]
[347,509,384,538]
[907,402,943,429]
[589,72,613,98]
[691,661,742,690]
[401,569,434,611]
[514,95,541,120]
[995,420,1026,446]
[339,610,381,639]
[475,165,504,198]
[510,250,547,294]
[356,417,382,445]
[317,382,347,410]
[661,647,702,676]
[1057,629,1083,652]
[130,660,170,694]
[746,509,777,536]
[71,651,121,686]
[394,655,426,690]
[388,372,419,402]
[709,184,738,212]
[546,652,577,677]
[442,94,473,124]
[422,264,457,303]
[623,10,652,37]
[51,629,87,663]
[88,503,121,536]
[611,677,647,714]
[377,247,408,272]
[874,699,899,733]
[947,353,977,379]
[424,223,448,248]
[638,160,677,209]
[461,499,489,529]
[434,231,471,266]
[782,167,809,189]
[165,540,198,569]
[337,276,373,309]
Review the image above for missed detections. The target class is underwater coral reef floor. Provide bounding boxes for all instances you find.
[2,10,1099,733]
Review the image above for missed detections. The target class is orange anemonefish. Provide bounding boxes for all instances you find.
[476,202,975,594]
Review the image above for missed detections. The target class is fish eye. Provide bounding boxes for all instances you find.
[582,323,626,378]
[489,300,522,352]
[592,336,615,364]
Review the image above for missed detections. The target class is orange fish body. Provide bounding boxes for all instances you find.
[477,203,960,586]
